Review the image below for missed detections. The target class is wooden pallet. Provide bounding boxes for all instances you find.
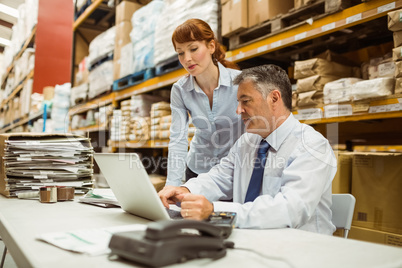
[155,55,182,76]
[228,0,360,50]
[112,68,156,91]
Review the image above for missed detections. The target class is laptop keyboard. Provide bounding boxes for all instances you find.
[167,209,183,219]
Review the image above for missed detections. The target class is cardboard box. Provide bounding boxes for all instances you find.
[388,9,402,32]
[114,21,132,60]
[394,61,402,78]
[294,0,303,10]
[297,90,323,107]
[351,152,402,235]
[248,0,293,28]
[393,31,402,47]
[392,46,402,61]
[294,58,358,80]
[296,75,340,93]
[43,86,55,101]
[114,43,133,80]
[222,0,248,37]
[395,77,402,94]
[349,226,402,248]
[332,151,353,194]
[116,0,143,24]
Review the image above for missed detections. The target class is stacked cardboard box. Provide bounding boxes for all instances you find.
[150,102,171,140]
[350,152,402,247]
[114,0,144,80]
[332,151,353,194]
[294,58,357,108]
[389,9,402,94]
[222,0,294,37]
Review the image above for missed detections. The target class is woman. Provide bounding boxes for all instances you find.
[165,19,245,186]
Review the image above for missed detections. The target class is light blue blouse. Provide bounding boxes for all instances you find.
[166,62,244,186]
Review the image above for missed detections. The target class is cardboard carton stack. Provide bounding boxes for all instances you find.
[349,152,402,247]
[71,57,89,106]
[114,0,144,80]
[389,9,402,94]
[294,58,357,108]
[221,0,293,37]
[150,102,171,140]
[331,150,353,194]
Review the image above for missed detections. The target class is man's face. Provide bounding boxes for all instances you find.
[236,80,274,137]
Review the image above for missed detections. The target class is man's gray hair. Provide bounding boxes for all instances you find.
[234,64,292,110]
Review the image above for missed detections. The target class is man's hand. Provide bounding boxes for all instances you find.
[158,185,190,209]
[180,194,214,220]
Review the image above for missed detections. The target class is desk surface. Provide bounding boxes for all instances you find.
[0,195,402,268]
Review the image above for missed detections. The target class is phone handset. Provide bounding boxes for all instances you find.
[145,220,223,240]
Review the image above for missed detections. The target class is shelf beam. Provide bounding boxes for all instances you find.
[73,0,104,31]
[1,70,34,108]
[301,110,402,125]
[226,0,400,62]
[1,26,36,88]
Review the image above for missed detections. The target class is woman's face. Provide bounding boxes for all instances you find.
[175,40,215,76]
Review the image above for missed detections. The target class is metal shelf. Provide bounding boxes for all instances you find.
[68,0,402,130]
[73,0,104,31]
[1,26,36,88]
[0,110,43,133]
[1,70,34,108]
[226,0,400,62]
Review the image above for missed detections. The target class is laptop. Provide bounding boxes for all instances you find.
[94,153,180,221]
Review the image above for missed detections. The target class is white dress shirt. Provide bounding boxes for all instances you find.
[184,113,337,235]
[167,62,244,186]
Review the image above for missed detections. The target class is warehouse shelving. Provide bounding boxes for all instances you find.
[225,0,399,62]
[0,26,36,88]
[0,110,43,133]
[68,0,402,148]
[1,1,73,133]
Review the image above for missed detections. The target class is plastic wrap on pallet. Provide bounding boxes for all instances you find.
[71,83,89,106]
[51,83,72,133]
[20,79,33,117]
[153,0,219,66]
[129,0,165,73]
[88,60,113,99]
[88,26,116,66]
[130,0,165,42]
[131,35,155,73]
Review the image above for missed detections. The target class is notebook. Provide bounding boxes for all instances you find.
[93,153,181,221]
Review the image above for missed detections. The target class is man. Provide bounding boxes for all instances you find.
[158,64,337,234]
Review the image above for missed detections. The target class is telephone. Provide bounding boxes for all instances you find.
[109,220,230,267]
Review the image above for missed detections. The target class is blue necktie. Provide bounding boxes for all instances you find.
[245,140,270,203]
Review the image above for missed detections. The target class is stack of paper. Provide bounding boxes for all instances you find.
[78,188,119,208]
[0,133,94,197]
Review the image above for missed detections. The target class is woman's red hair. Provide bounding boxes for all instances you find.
[172,19,239,70]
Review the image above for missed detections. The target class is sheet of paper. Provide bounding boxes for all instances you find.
[36,224,147,256]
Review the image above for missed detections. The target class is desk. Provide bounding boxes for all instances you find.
[0,196,401,268]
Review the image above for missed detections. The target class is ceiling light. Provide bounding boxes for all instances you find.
[0,37,11,47]
[0,3,19,18]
